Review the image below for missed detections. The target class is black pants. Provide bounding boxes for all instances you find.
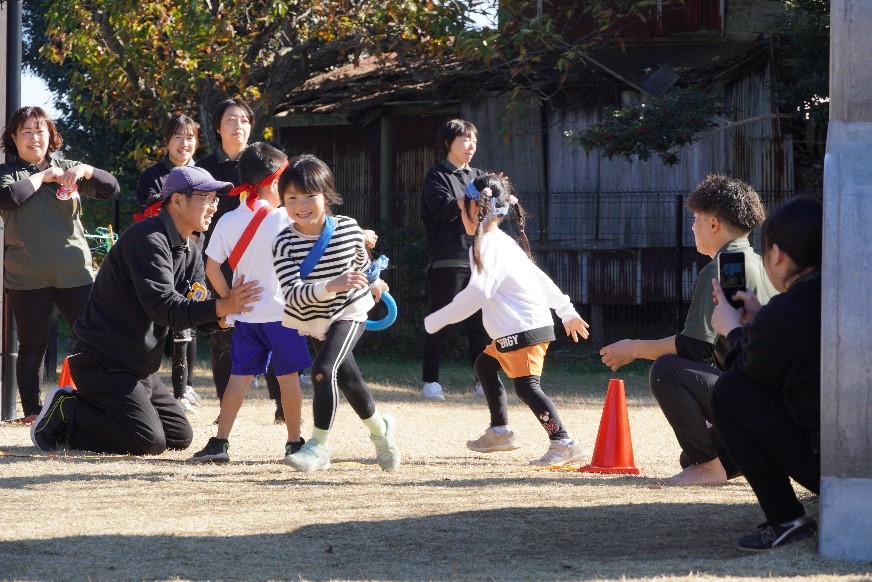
[310,320,375,430]
[423,266,489,383]
[66,350,193,455]
[711,369,820,525]
[166,330,196,399]
[649,354,736,474]
[6,285,92,416]
[209,327,280,402]
[474,351,569,440]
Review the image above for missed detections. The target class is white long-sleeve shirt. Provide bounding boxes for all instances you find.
[425,229,578,340]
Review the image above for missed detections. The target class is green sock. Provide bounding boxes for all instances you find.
[311,427,330,445]
[362,410,386,437]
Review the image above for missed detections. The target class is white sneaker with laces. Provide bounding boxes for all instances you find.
[177,395,197,415]
[283,440,331,473]
[473,384,485,398]
[183,386,202,407]
[530,439,588,467]
[421,382,445,400]
[466,427,521,453]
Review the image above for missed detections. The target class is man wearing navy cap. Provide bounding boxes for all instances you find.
[30,166,262,455]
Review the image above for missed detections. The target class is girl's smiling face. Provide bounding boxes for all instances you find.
[284,185,327,235]
[167,126,197,167]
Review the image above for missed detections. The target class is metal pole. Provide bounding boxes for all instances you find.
[674,194,684,332]
[2,0,23,420]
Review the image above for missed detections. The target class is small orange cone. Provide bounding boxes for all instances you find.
[579,378,640,474]
[58,357,76,391]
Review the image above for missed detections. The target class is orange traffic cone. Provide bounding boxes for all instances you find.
[579,378,640,474]
[58,357,76,391]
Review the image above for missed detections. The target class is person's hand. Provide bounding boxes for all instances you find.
[370,279,389,303]
[326,271,368,293]
[39,166,64,183]
[362,229,378,249]
[710,279,744,336]
[217,316,229,329]
[57,164,93,187]
[600,340,636,371]
[563,317,590,342]
[220,275,262,315]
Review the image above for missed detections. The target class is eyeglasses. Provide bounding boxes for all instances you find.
[185,192,219,206]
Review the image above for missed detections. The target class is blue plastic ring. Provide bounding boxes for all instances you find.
[366,291,397,331]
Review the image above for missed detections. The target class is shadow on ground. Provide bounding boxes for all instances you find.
[0,503,856,581]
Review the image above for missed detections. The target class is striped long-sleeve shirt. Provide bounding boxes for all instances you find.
[273,215,374,339]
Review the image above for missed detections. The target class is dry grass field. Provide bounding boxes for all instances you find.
[1,355,869,581]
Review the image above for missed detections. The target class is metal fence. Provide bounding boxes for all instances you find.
[95,188,819,361]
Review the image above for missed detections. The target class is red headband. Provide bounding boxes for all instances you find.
[228,160,289,209]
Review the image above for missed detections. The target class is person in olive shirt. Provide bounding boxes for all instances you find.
[29,166,261,455]
[420,119,490,400]
[600,175,777,485]
[0,106,120,423]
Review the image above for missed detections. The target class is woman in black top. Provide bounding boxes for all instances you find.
[710,197,823,551]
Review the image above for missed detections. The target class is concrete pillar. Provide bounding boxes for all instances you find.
[820,0,872,562]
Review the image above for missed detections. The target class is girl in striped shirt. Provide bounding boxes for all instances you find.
[273,155,400,473]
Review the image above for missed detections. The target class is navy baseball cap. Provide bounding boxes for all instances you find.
[160,166,233,201]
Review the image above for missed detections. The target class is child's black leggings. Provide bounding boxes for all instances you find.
[474,351,568,440]
[309,320,376,431]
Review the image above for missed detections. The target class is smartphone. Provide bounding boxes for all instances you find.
[717,251,746,309]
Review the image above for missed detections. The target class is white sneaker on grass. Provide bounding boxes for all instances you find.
[283,440,331,473]
[529,439,587,467]
[466,427,521,453]
[370,414,401,472]
[421,382,445,400]
[473,384,485,398]
[183,385,202,406]
[177,395,197,414]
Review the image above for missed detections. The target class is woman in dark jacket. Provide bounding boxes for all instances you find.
[0,106,119,422]
[710,197,823,551]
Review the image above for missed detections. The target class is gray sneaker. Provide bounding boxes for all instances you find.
[466,427,521,453]
[370,414,401,472]
[31,386,76,451]
[284,439,331,473]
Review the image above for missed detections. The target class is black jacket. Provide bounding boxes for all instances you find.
[420,160,484,263]
[73,211,219,378]
[724,272,821,432]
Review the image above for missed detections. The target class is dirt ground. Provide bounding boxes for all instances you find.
[1,368,869,582]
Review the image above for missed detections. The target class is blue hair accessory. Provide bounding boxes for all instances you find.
[463,181,481,201]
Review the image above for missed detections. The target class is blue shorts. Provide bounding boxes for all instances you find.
[230,321,312,376]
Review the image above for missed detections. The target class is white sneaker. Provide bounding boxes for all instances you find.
[283,440,331,473]
[370,414,401,472]
[183,386,202,407]
[421,382,445,400]
[466,427,521,453]
[473,383,485,398]
[177,396,197,415]
[529,439,588,467]
[299,373,313,390]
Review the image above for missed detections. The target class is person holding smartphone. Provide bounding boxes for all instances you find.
[600,175,777,485]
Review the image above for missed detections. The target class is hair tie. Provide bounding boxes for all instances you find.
[508,195,518,206]
[463,181,481,202]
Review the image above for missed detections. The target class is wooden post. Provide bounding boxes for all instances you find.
[820,0,872,561]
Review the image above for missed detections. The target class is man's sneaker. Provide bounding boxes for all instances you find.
[370,414,401,472]
[283,440,331,473]
[285,438,306,456]
[473,383,485,398]
[530,439,588,467]
[299,373,313,390]
[421,382,445,400]
[31,386,75,451]
[737,517,817,551]
[177,395,197,415]
[467,427,521,453]
[183,386,203,407]
[274,400,285,424]
[190,437,230,463]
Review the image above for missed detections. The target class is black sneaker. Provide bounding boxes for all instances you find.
[190,437,230,463]
[274,400,285,425]
[285,438,306,456]
[737,516,817,551]
[30,386,76,451]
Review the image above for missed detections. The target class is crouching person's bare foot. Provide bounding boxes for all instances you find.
[664,457,728,486]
